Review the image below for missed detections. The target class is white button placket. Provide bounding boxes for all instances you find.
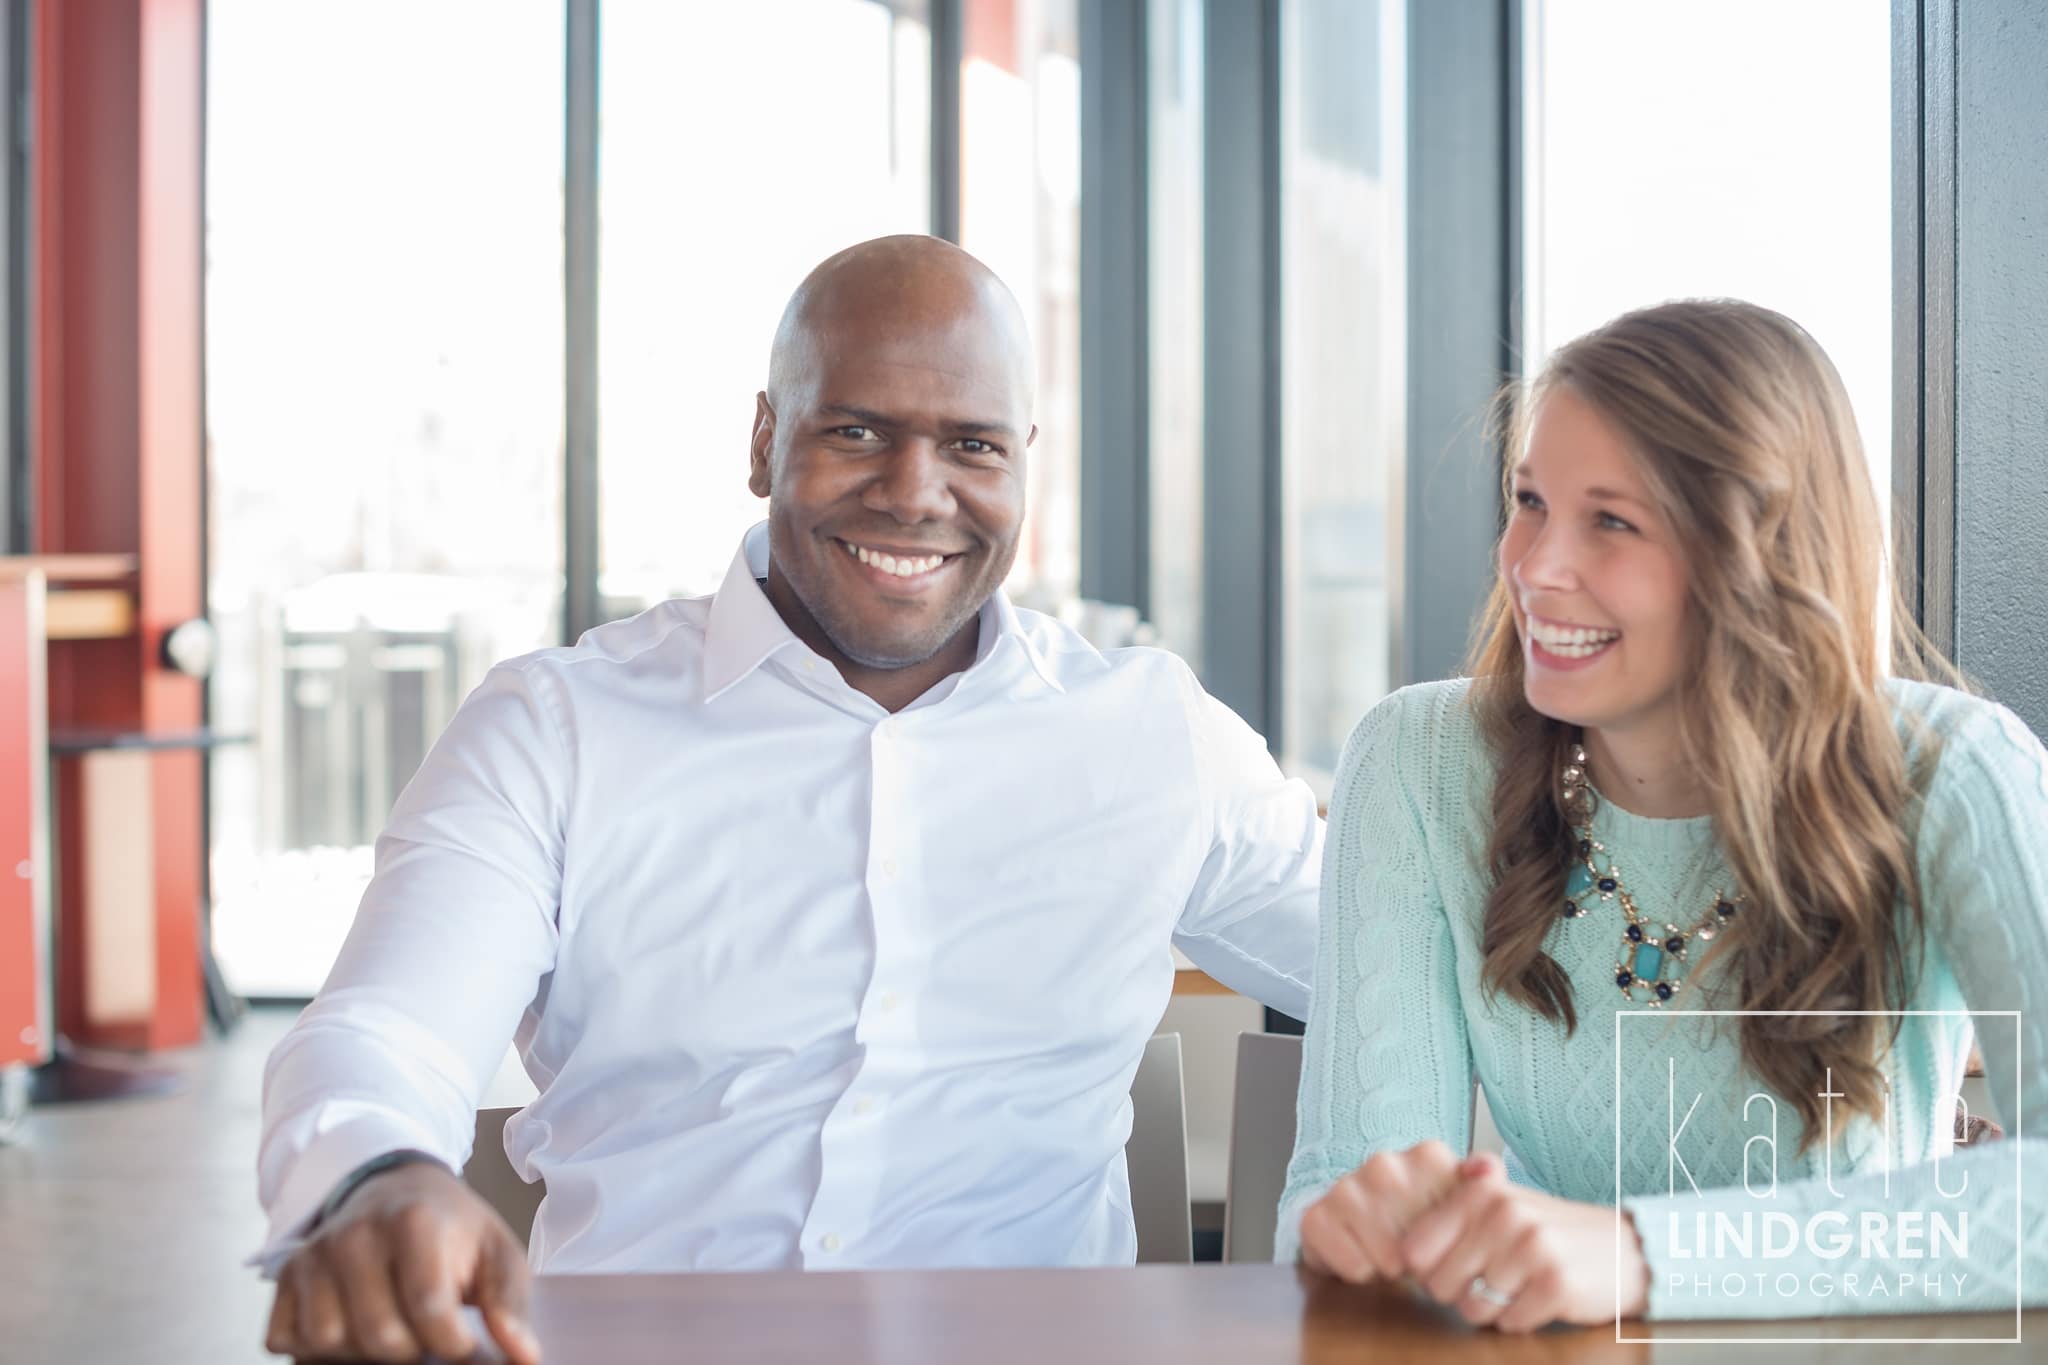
[800,716,921,1266]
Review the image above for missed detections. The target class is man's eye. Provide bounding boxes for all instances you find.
[956,439,997,455]
[834,426,879,441]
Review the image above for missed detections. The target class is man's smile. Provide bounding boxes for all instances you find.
[833,536,967,590]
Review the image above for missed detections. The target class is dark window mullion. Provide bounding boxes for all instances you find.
[1079,0,1149,614]
[930,0,963,243]
[564,0,601,644]
[1200,0,1281,744]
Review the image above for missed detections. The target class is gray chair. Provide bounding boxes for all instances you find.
[464,1030,1194,1263]
[1220,1031,1302,1263]
[464,1107,546,1249]
[1126,1031,1192,1263]
[1218,1035,1494,1263]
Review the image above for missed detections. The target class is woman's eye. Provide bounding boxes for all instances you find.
[1597,510,1637,532]
[1513,489,1544,511]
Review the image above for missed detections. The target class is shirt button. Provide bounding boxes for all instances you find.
[880,856,898,879]
[803,657,818,673]
[878,989,900,1014]
[853,1096,877,1116]
[821,1233,843,1253]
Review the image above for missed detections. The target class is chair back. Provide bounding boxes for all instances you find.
[1220,1031,1303,1263]
[466,1107,544,1247]
[466,1030,1195,1263]
[1126,1031,1192,1263]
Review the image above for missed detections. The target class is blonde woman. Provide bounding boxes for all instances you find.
[1279,299,2047,1329]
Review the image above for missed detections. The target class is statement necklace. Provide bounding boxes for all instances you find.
[1558,741,1740,1008]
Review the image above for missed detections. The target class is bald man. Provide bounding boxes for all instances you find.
[255,237,1322,1363]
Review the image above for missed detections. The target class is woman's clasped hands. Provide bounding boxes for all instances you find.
[1296,1140,1652,1333]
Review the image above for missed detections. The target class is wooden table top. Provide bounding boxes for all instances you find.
[460,1264,2045,1365]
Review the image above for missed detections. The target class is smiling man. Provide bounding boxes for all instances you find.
[254,236,1321,1365]
[750,234,1036,711]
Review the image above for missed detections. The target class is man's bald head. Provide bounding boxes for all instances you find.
[766,235,1035,416]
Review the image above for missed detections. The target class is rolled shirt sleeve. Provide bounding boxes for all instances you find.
[253,660,568,1271]
[1169,662,1324,1022]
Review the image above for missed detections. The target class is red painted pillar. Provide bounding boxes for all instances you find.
[0,575,51,1069]
[34,0,206,1050]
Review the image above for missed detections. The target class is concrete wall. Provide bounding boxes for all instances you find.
[1951,1,2048,734]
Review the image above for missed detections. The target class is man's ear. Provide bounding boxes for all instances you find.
[748,393,775,498]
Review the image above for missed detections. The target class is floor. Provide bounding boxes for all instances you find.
[0,1006,296,1364]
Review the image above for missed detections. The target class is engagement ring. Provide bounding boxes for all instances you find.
[1468,1275,1513,1309]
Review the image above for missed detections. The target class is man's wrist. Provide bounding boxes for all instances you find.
[311,1148,448,1231]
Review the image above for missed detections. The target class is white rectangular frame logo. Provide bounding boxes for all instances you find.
[1612,1009,2023,1346]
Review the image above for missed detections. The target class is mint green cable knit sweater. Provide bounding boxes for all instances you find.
[1278,676,2047,1321]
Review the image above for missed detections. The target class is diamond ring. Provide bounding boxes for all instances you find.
[1468,1275,1513,1309]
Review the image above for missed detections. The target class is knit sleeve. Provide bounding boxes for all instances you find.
[1275,687,1476,1261]
[1621,691,2048,1320]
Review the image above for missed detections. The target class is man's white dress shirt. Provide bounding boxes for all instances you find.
[257,523,1321,1273]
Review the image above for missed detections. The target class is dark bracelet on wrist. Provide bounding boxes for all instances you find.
[311,1148,447,1230]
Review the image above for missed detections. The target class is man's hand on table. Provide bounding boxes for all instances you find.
[1298,1143,1651,1333]
[264,1161,540,1364]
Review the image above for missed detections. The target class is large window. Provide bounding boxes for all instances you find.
[598,0,932,611]
[1525,0,1891,505]
[206,1,566,996]
[1278,0,1405,787]
[960,0,1082,610]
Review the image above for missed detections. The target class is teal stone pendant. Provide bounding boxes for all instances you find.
[1615,918,1689,1007]
[1561,845,1620,920]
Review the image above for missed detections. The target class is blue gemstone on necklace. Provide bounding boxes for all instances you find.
[1567,863,1595,897]
[1716,899,1737,918]
[1631,943,1664,981]
[1578,838,1592,858]
[1625,924,1643,942]
[1655,982,1674,1001]
[1664,935,1685,954]
[1562,899,1579,918]
[1615,970,1633,988]
[1597,876,1618,893]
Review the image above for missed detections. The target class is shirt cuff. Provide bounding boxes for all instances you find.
[249,1111,449,1278]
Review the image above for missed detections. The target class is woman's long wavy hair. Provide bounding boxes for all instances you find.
[1471,299,1950,1151]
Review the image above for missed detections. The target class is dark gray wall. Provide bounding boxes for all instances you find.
[1952,0,2048,734]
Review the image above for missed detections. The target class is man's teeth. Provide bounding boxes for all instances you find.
[845,542,947,577]
[1530,621,1620,658]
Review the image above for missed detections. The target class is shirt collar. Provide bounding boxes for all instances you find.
[702,522,1066,701]
[980,579,1067,695]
